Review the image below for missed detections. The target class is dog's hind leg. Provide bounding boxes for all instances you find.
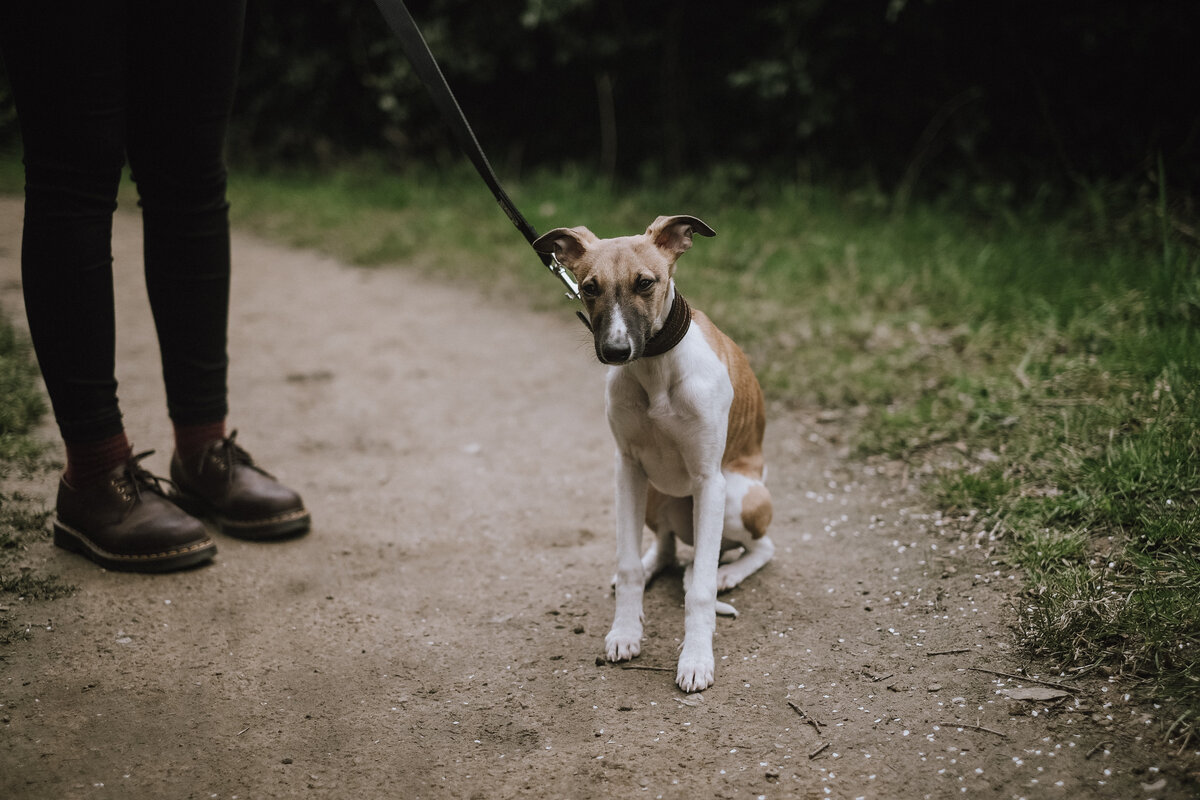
[683,560,741,617]
[643,488,687,581]
[716,536,775,592]
[611,489,683,591]
[640,528,677,583]
[715,470,775,592]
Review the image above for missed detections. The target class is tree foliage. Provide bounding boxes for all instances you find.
[3,0,1198,197]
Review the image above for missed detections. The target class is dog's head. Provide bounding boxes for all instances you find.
[533,215,715,364]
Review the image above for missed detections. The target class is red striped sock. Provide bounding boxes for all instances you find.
[174,420,227,461]
[63,433,134,487]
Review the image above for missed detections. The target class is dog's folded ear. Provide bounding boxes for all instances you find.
[646,215,716,256]
[532,226,596,268]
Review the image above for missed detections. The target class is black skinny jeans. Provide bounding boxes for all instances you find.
[0,1,245,444]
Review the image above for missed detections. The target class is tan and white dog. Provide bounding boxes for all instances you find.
[534,215,774,692]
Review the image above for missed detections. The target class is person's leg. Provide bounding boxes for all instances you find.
[126,0,246,447]
[0,1,132,478]
[127,0,310,540]
[0,2,216,571]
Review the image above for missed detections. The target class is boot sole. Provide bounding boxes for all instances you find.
[53,520,217,573]
[173,493,312,542]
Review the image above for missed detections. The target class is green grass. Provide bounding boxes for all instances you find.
[0,152,72,630]
[227,160,1200,725]
[0,314,46,472]
[0,306,71,643]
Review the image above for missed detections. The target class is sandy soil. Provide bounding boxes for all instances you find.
[0,196,1196,799]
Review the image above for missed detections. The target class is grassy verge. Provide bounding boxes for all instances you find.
[227,160,1199,724]
[0,307,73,645]
[1,151,74,642]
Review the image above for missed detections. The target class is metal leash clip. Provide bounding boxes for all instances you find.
[548,253,592,330]
[547,252,581,301]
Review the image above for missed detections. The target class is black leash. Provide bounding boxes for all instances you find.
[369,0,588,323]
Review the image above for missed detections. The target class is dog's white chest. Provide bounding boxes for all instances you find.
[605,333,733,497]
[610,393,691,493]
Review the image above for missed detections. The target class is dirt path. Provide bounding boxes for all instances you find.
[0,196,1195,799]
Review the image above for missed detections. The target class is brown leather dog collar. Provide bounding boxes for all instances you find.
[641,291,692,358]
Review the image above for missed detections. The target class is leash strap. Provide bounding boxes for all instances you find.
[369,0,586,315]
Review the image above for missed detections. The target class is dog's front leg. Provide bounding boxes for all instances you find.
[677,472,726,691]
[606,452,649,662]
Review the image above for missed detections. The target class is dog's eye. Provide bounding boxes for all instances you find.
[635,276,657,293]
[581,281,601,298]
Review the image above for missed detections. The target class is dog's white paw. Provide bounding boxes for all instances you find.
[676,644,715,692]
[605,626,643,662]
[717,562,750,592]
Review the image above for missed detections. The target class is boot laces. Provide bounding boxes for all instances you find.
[200,430,274,484]
[119,450,177,504]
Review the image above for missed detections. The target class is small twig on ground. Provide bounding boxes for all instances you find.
[940,721,1007,738]
[619,665,673,672]
[235,727,249,736]
[1163,710,1193,743]
[926,648,971,657]
[987,518,1003,539]
[788,701,825,734]
[1175,725,1195,757]
[808,742,829,760]
[1085,741,1112,760]
[871,672,894,683]
[967,666,1075,692]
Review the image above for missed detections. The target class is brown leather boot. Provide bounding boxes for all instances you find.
[54,451,217,572]
[170,431,310,541]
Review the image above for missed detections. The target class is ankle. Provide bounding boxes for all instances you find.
[174,420,227,461]
[64,433,134,487]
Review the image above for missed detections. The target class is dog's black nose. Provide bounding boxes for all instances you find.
[600,342,633,364]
